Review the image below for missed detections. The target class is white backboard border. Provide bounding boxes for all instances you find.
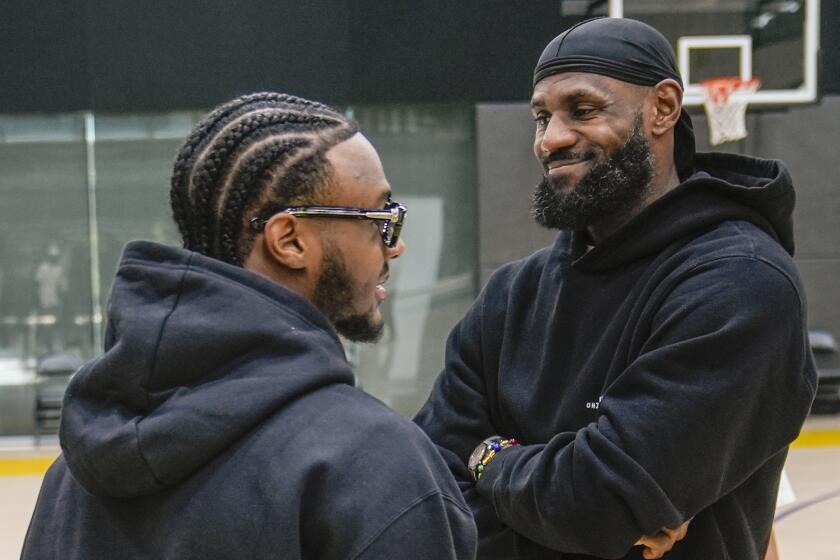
[678,35,753,105]
[609,0,820,107]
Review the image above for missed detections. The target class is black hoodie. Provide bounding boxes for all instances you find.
[414,153,816,559]
[22,242,476,560]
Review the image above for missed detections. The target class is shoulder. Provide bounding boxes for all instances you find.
[479,241,560,313]
[652,246,807,336]
[652,219,804,308]
[264,386,474,558]
[276,384,464,493]
[683,220,795,268]
[486,242,559,289]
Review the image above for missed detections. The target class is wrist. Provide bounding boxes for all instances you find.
[467,436,519,482]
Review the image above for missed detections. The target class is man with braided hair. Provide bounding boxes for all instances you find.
[22,92,477,560]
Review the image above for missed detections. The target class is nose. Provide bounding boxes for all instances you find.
[535,115,577,160]
[386,237,405,260]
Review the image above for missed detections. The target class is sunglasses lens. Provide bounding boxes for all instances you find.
[373,202,405,248]
[380,222,392,246]
[389,220,403,247]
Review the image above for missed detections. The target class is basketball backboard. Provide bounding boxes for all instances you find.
[601,0,820,107]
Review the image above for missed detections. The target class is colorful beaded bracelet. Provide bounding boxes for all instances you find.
[468,436,519,481]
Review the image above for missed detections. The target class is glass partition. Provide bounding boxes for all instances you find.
[92,112,199,313]
[0,115,91,436]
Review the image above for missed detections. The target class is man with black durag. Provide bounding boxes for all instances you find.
[415,17,816,560]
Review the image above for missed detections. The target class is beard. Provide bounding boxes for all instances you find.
[532,115,654,231]
[312,247,384,343]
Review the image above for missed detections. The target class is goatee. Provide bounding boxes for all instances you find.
[313,248,384,343]
[532,116,654,231]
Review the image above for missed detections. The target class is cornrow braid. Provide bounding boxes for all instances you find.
[169,92,358,265]
[216,136,312,262]
[170,92,313,249]
[192,110,343,259]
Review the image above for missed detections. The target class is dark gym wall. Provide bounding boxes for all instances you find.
[3,1,592,112]
[14,0,837,112]
[346,1,580,103]
[1,1,90,112]
[86,2,353,111]
[2,1,583,112]
[1,0,352,112]
[822,0,840,95]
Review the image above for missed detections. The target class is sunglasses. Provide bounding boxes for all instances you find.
[249,200,407,248]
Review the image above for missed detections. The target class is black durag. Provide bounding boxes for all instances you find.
[534,17,696,178]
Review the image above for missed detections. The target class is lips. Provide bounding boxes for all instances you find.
[546,159,588,174]
[375,274,389,303]
[543,149,595,174]
[375,283,387,303]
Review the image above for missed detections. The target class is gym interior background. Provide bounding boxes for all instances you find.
[3,4,840,557]
[1,1,839,432]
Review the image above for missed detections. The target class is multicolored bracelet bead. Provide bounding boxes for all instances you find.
[468,436,519,482]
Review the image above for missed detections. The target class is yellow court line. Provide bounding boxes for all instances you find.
[791,430,840,448]
[0,430,837,477]
[0,456,56,477]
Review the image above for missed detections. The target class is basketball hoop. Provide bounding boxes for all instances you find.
[701,77,761,146]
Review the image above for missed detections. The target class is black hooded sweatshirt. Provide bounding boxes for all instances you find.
[22,242,477,560]
[414,152,816,559]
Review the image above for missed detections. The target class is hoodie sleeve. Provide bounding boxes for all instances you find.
[414,277,533,556]
[473,255,815,556]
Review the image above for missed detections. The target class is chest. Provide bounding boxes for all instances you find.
[488,263,664,441]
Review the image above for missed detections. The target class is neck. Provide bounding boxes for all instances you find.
[243,247,315,303]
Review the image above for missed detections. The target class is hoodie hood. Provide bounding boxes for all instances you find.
[571,152,796,272]
[60,241,353,498]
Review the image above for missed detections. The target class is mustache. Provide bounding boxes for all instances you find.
[541,149,596,169]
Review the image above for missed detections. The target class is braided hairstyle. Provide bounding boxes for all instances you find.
[170,92,359,265]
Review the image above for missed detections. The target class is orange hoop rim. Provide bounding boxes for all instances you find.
[701,76,761,105]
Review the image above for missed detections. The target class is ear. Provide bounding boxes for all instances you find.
[262,213,310,270]
[649,79,683,137]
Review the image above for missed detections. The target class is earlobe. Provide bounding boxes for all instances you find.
[650,79,683,137]
[264,214,308,270]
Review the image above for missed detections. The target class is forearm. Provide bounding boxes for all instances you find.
[473,429,682,557]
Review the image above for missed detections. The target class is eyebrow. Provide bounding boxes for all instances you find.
[531,87,609,109]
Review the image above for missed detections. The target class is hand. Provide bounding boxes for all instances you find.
[634,520,690,559]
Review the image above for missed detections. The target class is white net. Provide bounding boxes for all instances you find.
[701,78,760,146]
